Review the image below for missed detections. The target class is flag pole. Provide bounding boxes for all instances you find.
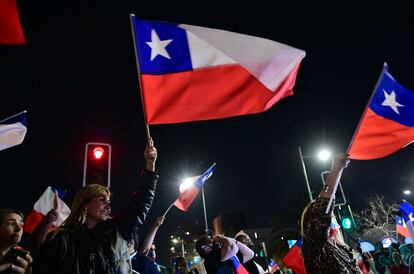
[325,62,388,214]
[129,14,151,141]
[163,201,175,217]
[0,110,27,124]
[201,185,209,233]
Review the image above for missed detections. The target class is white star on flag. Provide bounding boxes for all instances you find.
[146,29,173,61]
[382,89,404,114]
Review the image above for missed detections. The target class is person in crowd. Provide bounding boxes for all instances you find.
[235,231,265,274]
[374,242,389,274]
[32,138,158,274]
[140,215,165,261]
[130,238,160,274]
[195,234,254,274]
[355,245,369,274]
[389,252,409,274]
[399,244,414,266]
[174,256,198,274]
[0,209,33,274]
[363,252,379,274]
[301,152,361,273]
[26,208,58,256]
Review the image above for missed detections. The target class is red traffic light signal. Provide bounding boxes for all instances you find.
[83,142,111,188]
[93,146,104,159]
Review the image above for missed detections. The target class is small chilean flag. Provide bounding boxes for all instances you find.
[396,215,409,238]
[0,110,27,152]
[131,16,305,125]
[23,186,71,234]
[174,163,216,211]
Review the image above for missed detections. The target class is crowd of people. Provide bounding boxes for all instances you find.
[0,140,413,274]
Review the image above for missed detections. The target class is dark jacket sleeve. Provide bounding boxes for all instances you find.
[31,232,66,274]
[303,197,332,245]
[99,168,158,240]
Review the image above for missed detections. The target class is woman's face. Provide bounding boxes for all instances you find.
[0,213,23,247]
[85,194,111,227]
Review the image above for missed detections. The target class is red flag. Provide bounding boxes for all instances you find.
[131,17,305,124]
[281,241,306,274]
[348,64,414,160]
[0,0,25,44]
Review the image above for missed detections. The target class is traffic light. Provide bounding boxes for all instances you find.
[258,242,268,257]
[337,204,356,233]
[83,142,111,188]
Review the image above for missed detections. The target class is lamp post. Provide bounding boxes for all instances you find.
[298,146,331,202]
[298,146,313,202]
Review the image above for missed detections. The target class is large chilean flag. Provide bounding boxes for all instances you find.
[348,64,414,160]
[131,16,306,124]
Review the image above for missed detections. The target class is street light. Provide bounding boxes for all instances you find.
[298,146,331,202]
[404,190,411,195]
[172,238,185,257]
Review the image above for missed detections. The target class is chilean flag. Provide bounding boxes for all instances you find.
[23,186,71,234]
[348,64,414,159]
[268,258,279,273]
[0,110,27,152]
[174,163,216,211]
[0,0,25,44]
[130,16,306,124]
[281,238,306,274]
[396,215,409,238]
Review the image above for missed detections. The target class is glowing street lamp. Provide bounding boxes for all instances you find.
[404,190,411,195]
[298,146,332,202]
[317,149,332,162]
[172,237,185,257]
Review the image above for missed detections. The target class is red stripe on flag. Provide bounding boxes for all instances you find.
[0,0,25,44]
[23,210,44,234]
[349,108,414,160]
[141,64,298,124]
[174,186,199,211]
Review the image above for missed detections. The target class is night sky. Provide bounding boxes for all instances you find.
[1,2,414,263]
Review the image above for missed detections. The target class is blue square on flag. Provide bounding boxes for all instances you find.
[133,19,192,74]
[370,68,414,127]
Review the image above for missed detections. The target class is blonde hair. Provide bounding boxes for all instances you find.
[61,184,110,231]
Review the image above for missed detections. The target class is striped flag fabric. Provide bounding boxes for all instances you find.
[131,16,305,124]
[0,110,27,151]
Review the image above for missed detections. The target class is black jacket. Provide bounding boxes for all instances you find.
[32,169,158,274]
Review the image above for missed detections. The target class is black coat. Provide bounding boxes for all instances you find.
[32,169,158,274]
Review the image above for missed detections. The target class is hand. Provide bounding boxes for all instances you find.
[154,216,165,227]
[43,208,58,225]
[331,152,350,171]
[4,252,33,274]
[144,137,157,171]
